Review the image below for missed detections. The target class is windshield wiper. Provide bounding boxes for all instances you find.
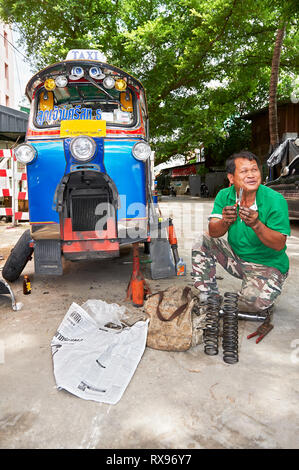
[84,73,120,103]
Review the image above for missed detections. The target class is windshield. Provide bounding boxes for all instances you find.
[35,83,136,128]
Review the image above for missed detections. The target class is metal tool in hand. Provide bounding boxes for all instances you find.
[235,187,243,222]
[237,187,243,205]
[247,318,274,344]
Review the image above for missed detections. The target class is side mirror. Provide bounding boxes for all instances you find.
[281,167,289,177]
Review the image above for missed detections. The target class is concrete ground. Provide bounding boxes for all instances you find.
[0,197,298,449]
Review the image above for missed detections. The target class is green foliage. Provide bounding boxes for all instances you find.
[1,0,298,165]
[196,165,208,177]
[204,117,252,166]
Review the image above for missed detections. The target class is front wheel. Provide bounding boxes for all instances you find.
[2,229,34,282]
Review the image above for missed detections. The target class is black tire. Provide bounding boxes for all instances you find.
[2,229,34,282]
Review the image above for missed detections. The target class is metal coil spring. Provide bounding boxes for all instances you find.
[222,292,239,364]
[204,294,221,356]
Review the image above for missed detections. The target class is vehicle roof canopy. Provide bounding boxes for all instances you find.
[25,59,147,107]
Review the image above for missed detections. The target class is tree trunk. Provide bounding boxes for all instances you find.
[269,25,286,152]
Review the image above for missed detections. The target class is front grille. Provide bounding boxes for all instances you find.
[71,195,109,231]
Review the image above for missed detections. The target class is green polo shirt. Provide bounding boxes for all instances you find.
[210,184,290,274]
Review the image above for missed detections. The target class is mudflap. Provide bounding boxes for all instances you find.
[34,240,63,275]
[149,220,176,280]
[0,278,18,311]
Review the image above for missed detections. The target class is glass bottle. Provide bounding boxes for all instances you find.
[23,275,31,295]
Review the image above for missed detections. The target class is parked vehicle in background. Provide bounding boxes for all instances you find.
[266,138,299,219]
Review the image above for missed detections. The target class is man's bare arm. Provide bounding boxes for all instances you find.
[209,206,237,238]
[252,221,286,251]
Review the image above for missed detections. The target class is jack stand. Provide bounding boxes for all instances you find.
[168,218,186,276]
[126,243,152,307]
[0,278,21,311]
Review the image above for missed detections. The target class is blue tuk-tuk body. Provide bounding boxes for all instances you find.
[2,49,179,283]
[9,49,159,275]
[26,138,147,228]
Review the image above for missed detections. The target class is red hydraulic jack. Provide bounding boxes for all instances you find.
[126,243,152,307]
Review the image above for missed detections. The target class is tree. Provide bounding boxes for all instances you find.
[204,117,252,167]
[267,0,299,153]
[1,0,298,164]
[269,25,286,152]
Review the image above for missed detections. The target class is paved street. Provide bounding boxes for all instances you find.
[0,197,298,449]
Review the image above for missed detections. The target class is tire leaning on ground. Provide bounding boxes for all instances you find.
[2,229,34,282]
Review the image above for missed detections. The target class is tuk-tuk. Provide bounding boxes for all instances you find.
[3,50,180,284]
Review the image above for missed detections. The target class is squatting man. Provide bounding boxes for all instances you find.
[192,150,290,314]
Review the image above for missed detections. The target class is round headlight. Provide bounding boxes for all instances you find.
[103,76,115,89]
[70,66,84,80]
[44,78,56,91]
[70,136,96,162]
[14,144,36,164]
[132,141,151,161]
[89,66,105,80]
[115,78,127,91]
[55,75,68,87]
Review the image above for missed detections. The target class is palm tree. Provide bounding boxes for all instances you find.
[268,24,286,153]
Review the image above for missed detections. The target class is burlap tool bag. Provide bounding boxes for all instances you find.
[144,286,204,352]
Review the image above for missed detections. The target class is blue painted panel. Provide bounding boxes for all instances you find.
[26,141,66,223]
[104,140,146,220]
[26,138,147,224]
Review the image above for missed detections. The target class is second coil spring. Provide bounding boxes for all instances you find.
[222,292,239,364]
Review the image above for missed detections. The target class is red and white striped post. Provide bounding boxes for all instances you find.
[0,149,29,224]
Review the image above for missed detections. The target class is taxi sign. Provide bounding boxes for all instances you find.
[60,119,107,138]
[66,49,107,62]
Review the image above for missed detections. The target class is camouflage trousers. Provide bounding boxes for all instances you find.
[192,233,288,313]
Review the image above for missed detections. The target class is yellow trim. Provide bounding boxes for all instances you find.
[30,221,57,224]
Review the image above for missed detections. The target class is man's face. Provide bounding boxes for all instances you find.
[227,158,261,193]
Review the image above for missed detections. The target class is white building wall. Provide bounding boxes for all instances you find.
[0,22,15,108]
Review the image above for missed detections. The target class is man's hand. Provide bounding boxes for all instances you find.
[239,206,259,227]
[222,205,238,226]
[209,206,238,238]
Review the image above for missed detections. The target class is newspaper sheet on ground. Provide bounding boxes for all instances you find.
[51,300,148,404]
